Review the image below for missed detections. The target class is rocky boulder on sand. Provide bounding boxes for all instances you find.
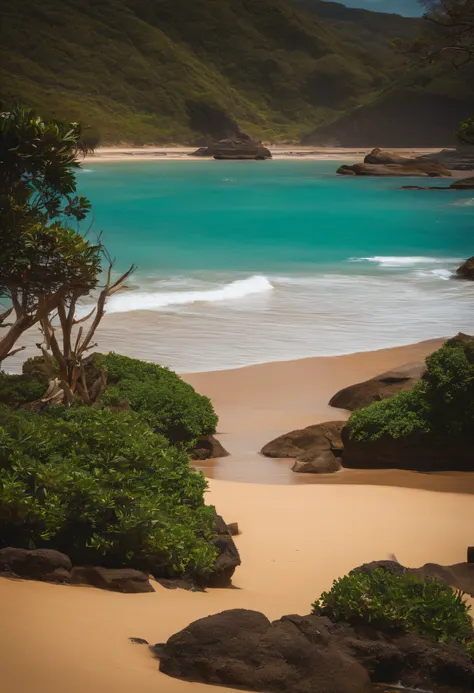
[0,547,72,584]
[199,515,241,587]
[451,176,474,189]
[190,435,229,460]
[261,421,344,474]
[329,362,425,411]
[156,607,474,693]
[190,137,272,160]
[70,566,154,593]
[337,162,451,177]
[158,608,373,693]
[456,256,474,280]
[363,148,413,165]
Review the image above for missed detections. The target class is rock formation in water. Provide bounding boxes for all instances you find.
[456,257,474,280]
[337,161,451,177]
[261,421,344,473]
[329,362,425,411]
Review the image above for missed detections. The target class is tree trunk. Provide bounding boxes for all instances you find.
[0,315,34,364]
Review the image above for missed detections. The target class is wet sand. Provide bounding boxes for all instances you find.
[1,339,474,693]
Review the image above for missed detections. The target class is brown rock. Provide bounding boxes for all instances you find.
[213,138,272,160]
[70,566,154,593]
[450,176,474,189]
[226,522,240,536]
[0,547,71,584]
[329,362,425,412]
[190,435,229,460]
[262,421,344,475]
[292,450,341,474]
[364,148,412,165]
[158,609,373,693]
[200,515,241,588]
[455,256,474,280]
[337,162,451,177]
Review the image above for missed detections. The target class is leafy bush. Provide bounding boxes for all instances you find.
[0,406,217,576]
[0,372,47,408]
[313,568,474,652]
[347,337,474,443]
[99,352,217,448]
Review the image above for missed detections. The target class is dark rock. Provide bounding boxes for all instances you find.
[202,515,241,588]
[468,547,474,564]
[159,609,373,693]
[158,606,474,692]
[0,547,71,584]
[455,257,474,281]
[329,362,425,412]
[191,136,272,160]
[129,637,149,645]
[337,164,357,175]
[450,176,474,189]
[364,148,413,165]
[70,566,154,593]
[190,435,229,460]
[341,426,474,472]
[352,560,406,578]
[408,562,474,598]
[188,147,211,157]
[337,162,451,177]
[226,522,240,536]
[262,421,344,474]
[155,577,203,592]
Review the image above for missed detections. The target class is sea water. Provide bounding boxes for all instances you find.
[77,160,474,372]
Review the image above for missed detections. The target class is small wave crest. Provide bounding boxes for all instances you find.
[451,197,474,207]
[104,274,273,314]
[415,268,452,281]
[349,256,459,268]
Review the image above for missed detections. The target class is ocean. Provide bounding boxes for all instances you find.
[77,160,474,372]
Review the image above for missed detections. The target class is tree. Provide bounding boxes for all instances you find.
[455,116,474,143]
[0,107,99,362]
[421,1,474,68]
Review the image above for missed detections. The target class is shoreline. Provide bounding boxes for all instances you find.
[2,337,474,693]
[87,146,447,163]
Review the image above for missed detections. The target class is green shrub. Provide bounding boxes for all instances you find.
[0,406,217,576]
[99,352,218,448]
[0,372,47,408]
[347,337,474,443]
[313,568,473,652]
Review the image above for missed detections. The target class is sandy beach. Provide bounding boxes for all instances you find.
[2,338,474,693]
[88,146,447,163]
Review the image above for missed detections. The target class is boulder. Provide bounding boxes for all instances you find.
[450,176,474,189]
[70,566,154,593]
[341,427,474,472]
[364,148,413,165]
[455,257,474,280]
[0,547,71,584]
[200,515,241,588]
[329,362,425,411]
[226,522,240,536]
[337,162,451,177]
[352,560,406,578]
[158,609,373,693]
[261,421,344,474]
[190,435,229,460]
[191,137,272,160]
[157,608,474,693]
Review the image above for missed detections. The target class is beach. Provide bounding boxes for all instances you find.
[2,338,474,693]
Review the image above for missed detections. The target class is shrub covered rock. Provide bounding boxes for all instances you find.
[96,353,218,448]
[343,334,474,471]
[0,406,218,578]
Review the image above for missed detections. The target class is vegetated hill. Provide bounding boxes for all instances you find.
[0,0,471,145]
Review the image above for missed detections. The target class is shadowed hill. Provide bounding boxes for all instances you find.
[0,0,471,144]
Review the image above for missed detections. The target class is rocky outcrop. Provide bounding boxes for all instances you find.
[416,147,474,172]
[158,609,373,693]
[364,148,413,165]
[71,566,154,593]
[157,608,474,693]
[190,435,229,460]
[329,362,425,411]
[0,547,72,584]
[261,421,344,474]
[337,162,451,177]
[190,137,272,160]
[451,176,474,189]
[200,515,241,588]
[456,257,474,280]
[341,427,474,472]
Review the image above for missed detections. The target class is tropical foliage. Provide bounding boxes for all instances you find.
[346,337,474,443]
[0,406,217,576]
[313,568,474,653]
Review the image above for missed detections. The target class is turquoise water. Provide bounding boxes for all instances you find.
[77,160,474,371]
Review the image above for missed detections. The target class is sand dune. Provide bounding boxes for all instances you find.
[1,339,474,693]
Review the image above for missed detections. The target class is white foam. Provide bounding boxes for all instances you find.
[104,274,273,314]
[348,256,460,268]
[451,197,474,206]
[415,268,453,280]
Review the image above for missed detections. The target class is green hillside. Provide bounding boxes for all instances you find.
[0,0,471,144]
